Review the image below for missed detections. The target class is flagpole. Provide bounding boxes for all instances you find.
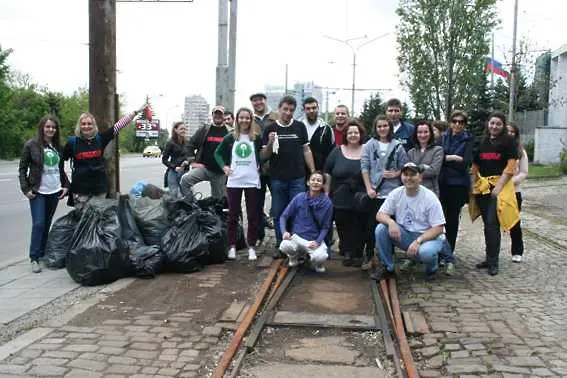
[508,0,518,122]
[491,33,495,97]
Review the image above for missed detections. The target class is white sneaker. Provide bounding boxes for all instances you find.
[248,248,257,261]
[314,264,326,273]
[31,261,42,273]
[512,255,522,263]
[228,247,236,260]
[288,257,299,267]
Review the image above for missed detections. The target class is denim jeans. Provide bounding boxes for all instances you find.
[271,177,306,245]
[167,169,183,198]
[29,192,60,262]
[375,223,443,274]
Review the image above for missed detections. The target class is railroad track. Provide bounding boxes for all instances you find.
[211,259,418,378]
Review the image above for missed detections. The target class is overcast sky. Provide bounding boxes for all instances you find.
[1,0,565,125]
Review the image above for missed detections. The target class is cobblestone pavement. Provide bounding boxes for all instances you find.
[0,179,566,377]
[400,179,567,377]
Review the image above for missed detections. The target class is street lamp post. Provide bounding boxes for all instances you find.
[324,33,390,114]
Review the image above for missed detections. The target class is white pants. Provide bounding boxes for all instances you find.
[279,234,328,264]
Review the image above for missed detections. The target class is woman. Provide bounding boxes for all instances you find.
[507,122,528,262]
[407,120,444,196]
[438,110,473,255]
[471,112,519,276]
[63,104,146,208]
[18,116,70,273]
[324,120,366,267]
[162,122,191,198]
[432,120,448,142]
[214,107,262,261]
[361,115,408,264]
[279,171,333,272]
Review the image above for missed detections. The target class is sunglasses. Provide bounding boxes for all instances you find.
[451,119,466,125]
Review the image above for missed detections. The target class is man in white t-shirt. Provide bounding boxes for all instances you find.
[372,162,446,281]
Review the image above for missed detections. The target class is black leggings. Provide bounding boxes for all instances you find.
[335,208,365,258]
[510,192,524,256]
[440,185,469,253]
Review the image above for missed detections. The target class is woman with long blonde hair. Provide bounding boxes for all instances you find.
[214,107,262,261]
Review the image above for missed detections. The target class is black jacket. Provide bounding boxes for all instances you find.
[162,139,192,170]
[18,139,69,195]
[187,123,229,164]
[309,122,335,171]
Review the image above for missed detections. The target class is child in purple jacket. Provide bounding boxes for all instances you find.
[279,171,333,272]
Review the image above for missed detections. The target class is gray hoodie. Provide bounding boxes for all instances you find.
[361,138,408,198]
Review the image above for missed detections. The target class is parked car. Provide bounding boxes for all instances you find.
[142,145,161,158]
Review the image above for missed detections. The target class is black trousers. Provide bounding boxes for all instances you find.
[364,198,385,258]
[510,192,524,256]
[440,184,469,253]
[335,208,365,258]
[476,194,501,266]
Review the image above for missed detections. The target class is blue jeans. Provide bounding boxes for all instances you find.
[29,192,60,262]
[167,169,183,198]
[271,177,306,245]
[375,223,443,274]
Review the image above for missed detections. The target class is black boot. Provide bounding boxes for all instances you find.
[487,265,499,276]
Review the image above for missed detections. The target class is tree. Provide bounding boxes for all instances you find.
[396,0,499,120]
[358,92,385,136]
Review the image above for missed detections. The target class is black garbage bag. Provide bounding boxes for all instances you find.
[201,210,227,265]
[66,201,130,286]
[130,245,164,278]
[131,197,171,246]
[45,210,80,269]
[161,211,207,273]
[118,196,145,250]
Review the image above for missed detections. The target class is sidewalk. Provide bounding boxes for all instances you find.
[0,261,79,325]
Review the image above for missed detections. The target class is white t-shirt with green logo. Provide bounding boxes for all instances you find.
[38,145,62,194]
[227,134,260,189]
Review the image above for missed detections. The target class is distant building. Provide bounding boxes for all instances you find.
[264,82,323,118]
[534,44,567,164]
[183,95,209,137]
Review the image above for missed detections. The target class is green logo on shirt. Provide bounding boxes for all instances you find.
[235,142,252,158]
[44,149,59,167]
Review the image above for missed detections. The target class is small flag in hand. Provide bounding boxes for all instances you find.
[144,104,153,121]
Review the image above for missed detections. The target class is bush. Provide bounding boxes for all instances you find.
[560,140,567,174]
[524,139,535,162]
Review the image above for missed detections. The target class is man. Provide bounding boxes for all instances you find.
[224,111,235,131]
[250,92,278,243]
[332,104,349,145]
[386,98,414,151]
[262,95,316,257]
[299,97,335,171]
[372,162,448,281]
[180,106,229,200]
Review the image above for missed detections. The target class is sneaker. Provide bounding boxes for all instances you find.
[314,264,326,273]
[398,259,415,271]
[360,261,372,271]
[438,259,446,267]
[444,262,456,276]
[248,248,257,261]
[476,260,489,269]
[370,267,394,281]
[227,247,236,260]
[512,255,522,263]
[288,257,299,267]
[31,261,41,273]
[488,265,499,276]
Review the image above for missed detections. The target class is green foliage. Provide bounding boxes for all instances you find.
[396,0,499,120]
[560,141,567,175]
[158,128,169,150]
[524,139,534,162]
[358,92,385,136]
[119,122,144,153]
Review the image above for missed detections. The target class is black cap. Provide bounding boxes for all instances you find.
[249,93,267,101]
[401,162,424,174]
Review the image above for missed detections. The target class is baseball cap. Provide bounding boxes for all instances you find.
[211,105,225,115]
[249,92,267,101]
[401,162,423,174]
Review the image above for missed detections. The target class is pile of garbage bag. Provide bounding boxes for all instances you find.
[45,189,236,286]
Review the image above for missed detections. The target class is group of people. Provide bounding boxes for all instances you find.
[19,91,528,279]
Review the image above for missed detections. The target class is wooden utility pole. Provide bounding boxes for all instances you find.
[508,0,519,122]
[216,0,229,107]
[89,0,118,197]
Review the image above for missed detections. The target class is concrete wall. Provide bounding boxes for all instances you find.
[514,110,545,142]
[534,127,567,164]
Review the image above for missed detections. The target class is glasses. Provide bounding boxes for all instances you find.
[451,119,466,125]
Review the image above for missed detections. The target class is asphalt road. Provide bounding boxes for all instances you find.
[0,154,181,267]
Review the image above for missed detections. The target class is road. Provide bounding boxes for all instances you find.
[0,155,171,267]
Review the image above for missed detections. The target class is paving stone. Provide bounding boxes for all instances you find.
[64,369,103,377]
[108,356,138,365]
[27,365,68,376]
[78,352,108,361]
[31,357,68,365]
[419,370,441,378]
[141,367,159,374]
[443,343,461,351]
[507,356,546,367]
[18,349,42,358]
[158,353,177,361]
[130,342,159,351]
[464,343,485,351]
[125,349,159,360]
[446,364,488,374]
[491,364,532,374]
[62,326,96,333]
[451,350,470,358]
[27,343,61,351]
[179,349,200,358]
[63,344,100,352]
[419,346,440,357]
[247,363,385,377]
[103,320,130,325]
[66,332,99,339]
[40,338,66,344]
[106,364,141,374]
[0,365,28,375]
[183,364,200,371]
[67,359,107,371]
[531,367,555,376]
[98,340,130,348]
[157,367,180,376]
[201,326,222,337]
[42,351,78,359]
[426,355,444,369]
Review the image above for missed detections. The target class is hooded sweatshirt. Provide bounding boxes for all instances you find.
[438,129,473,187]
[300,116,335,171]
[279,191,333,245]
[361,138,408,198]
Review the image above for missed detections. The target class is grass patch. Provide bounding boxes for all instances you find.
[529,163,563,178]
